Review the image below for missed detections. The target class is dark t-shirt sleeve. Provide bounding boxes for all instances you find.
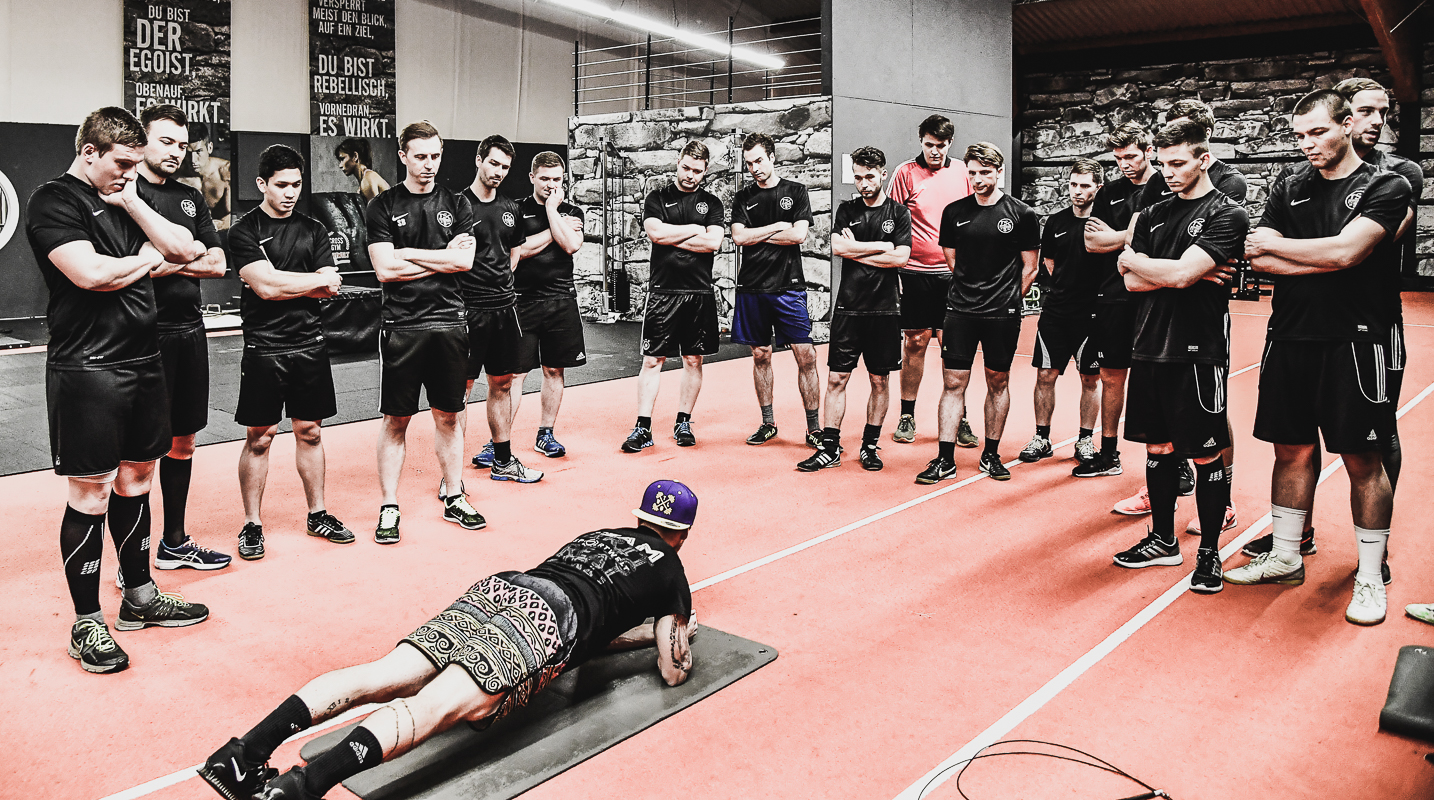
[364,194,393,245]
[730,191,751,228]
[937,204,959,249]
[832,201,853,235]
[1017,206,1041,251]
[1040,216,1057,259]
[560,202,584,222]
[703,196,725,229]
[1392,160,1422,212]
[227,216,264,268]
[310,223,336,271]
[28,187,93,256]
[791,184,814,224]
[1357,172,1412,238]
[1217,171,1248,206]
[454,194,475,237]
[1191,203,1250,265]
[192,196,222,250]
[1131,211,1153,256]
[642,190,664,224]
[664,570,693,620]
[1257,175,1291,234]
[891,205,912,248]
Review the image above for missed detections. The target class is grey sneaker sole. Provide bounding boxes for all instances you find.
[67,641,128,673]
[375,532,400,545]
[1017,450,1052,463]
[115,611,209,631]
[154,558,230,571]
[307,529,355,544]
[1113,552,1183,569]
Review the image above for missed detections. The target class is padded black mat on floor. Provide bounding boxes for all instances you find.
[298,628,777,800]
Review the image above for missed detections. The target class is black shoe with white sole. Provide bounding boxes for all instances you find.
[198,738,277,800]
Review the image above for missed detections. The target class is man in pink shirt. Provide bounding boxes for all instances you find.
[887,115,975,446]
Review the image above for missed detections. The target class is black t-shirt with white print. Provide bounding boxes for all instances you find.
[938,192,1040,318]
[365,183,473,329]
[1089,175,1151,303]
[643,182,725,294]
[832,196,910,315]
[514,195,585,302]
[139,175,221,333]
[1138,162,1247,209]
[730,178,814,294]
[229,207,335,352]
[1039,206,1102,316]
[458,188,523,310]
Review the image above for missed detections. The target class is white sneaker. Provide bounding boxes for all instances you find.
[490,455,544,483]
[1223,551,1305,586]
[1346,578,1387,625]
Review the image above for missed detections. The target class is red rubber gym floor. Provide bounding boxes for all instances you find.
[5,296,1434,800]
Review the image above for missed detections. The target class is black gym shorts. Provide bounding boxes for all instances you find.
[899,271,951,332]
[1386,322,1406,407]
[641,292,719,358]
[47,358,171,477]
[466,305,523,379]
[1091,302,1137,371]
[158,326,211,437]
[380,325,470,417]
[1033,311,1099,376]
[1124,360,1231,458]
[235,344,338,427]
[515,298,588,372]
[828,314,902,375]
[1254,340,1390,454]
[941,312,1021,372]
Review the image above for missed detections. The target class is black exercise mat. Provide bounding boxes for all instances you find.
[1380,645,1434,741]
[299,627,777,800]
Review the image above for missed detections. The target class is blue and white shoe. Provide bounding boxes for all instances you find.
[535,428,566,458]
[471,440,495,469]
[155,536,233,571]
[491,455,544,483]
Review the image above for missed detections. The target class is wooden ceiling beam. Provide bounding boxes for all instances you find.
[1016,13,1364,55]
[1353,0,1419,101]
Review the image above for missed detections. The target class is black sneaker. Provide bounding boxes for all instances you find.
[956,417,978,448]
[673,421,696,447]
[1177,459,1196,496]
[746,423,778,445]
[307,511,355,545]
[915,456,957,485]
[237,522,265,561]
[68,618,128,674]
[1190,547,1224,594]
[858,443,883,471]
[797,446,842,472]
[979,452,1011,481]
[1018,435,1052,463]
[155,536,232,571]
[805,429,823,449]
[198,738,278,800]
[116,590,210,630]
[1073,451,1122,478]
[1383,558,1392,586]
[256,766,322,800]
[375,504,401,545]
[622,426,653,453]
[1113,529,1183,568]
[443,494,487,530]
[1242,528,1317,558]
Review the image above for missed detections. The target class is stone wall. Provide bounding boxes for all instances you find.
[567,97,834,340]
[1017,44,1433,276]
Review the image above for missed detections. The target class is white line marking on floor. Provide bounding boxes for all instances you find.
[894,377,1434,800]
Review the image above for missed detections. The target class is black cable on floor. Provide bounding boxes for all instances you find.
[916,739,1170,800]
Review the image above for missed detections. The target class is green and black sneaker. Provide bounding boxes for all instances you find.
[375,504,401,545]
[442,494,487,530]
[116,590,210,631]
[956,417,979,448]
[69,618,128,674]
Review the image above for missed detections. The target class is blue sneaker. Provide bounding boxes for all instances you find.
[535,428,566,458]
[155,536,232,571]
[471,440,495,469]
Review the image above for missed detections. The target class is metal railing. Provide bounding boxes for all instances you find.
[574,17,822,115]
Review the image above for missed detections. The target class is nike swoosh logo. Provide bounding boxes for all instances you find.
[1360,539,1381,544]
[1109,198,1125,204]
[92,209,104,216]
[523,214,537,219]
[391,213,408,221]
[955,220,970,227]
[232,758,247,782]
[1291,198,1311,206]
[746,203,759,210]
[1150,223,1165,230]
[1054,232,1067,238]
[1161,190,1173,196]
[665,203,677,207]
[259,237,273,245]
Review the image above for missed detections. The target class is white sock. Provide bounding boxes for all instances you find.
[1355,526,1389,585]
[1270,504,1307,565]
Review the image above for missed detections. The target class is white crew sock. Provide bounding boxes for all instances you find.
[1270,504,1307,565]
[1354,526,1390,585]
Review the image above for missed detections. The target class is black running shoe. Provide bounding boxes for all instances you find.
[1072,451,1122,478]
[1242,528,1317,558]
[1018,435,1052,463]
[1383,558,1392,586]
[622,426,653,453]
[155,536,232,571]
[1177,459,1195,496]
[805,429,823,449]
[116,590,210,630]
[797,446,842,472]
[237,522,265,561]
[68,618,128,674]
[256,766,322,800]
[956,417,978,448]
[1190,547,1224,594]
[673,421,696,447]
[198,738,277,800]
[443,494,487,530]
[915,456,957,485]
[858,443,883,471]
[746,423,778,445]
[375,504,401,545]
[307,511,355,545]
[979,452,1011,481]
[1113,529,1183,568]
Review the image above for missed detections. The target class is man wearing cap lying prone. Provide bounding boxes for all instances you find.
[200,479,699,800]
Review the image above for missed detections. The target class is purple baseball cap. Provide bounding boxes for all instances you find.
[633,479,698,530]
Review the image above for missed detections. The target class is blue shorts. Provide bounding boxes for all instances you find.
[732,290,813,347]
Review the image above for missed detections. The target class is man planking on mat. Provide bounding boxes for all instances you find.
[200,480,699,800]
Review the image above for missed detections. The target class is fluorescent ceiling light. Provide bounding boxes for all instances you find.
[547,0,786,70]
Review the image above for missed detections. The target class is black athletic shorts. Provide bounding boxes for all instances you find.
[1254,340,1390,454]
[515,298,587,372]
[466,306,523,379]
[158,326,210,437]
[380,325,470,417]
[900,271,951,332]
[236,344,337,427]
[828,314,902,375]
[1091,302,1137,371]
[642,292,719,358]
[1386,322,1406,407]
[1033,311,1099,376]
[941,312,1021,372]
[47,359,171,476]
[1124,360,1230,458]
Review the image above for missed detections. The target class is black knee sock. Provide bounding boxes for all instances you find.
[1145,453,1179,544]
[107,493,153,591]
[243,695,313,764]
[1101,436,1118,457]
[159,456,193,548]
[636,416,652,430]
[1382,430,1402,492]
[900,399,916,416]
[61,505,106,616]
[305,725,383,795]
[862,423,881,445]
[1195,460,1231,552]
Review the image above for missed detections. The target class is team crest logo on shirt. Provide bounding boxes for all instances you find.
[1344,190,1363,210]
[180,198,197,218]
[779,196,794,211]
[696,202,709,215]
[997,218,1014,234]
[437,211,454,228]
[882,219,895,234]
[501,211,515,227]
[1187,218,1205,237]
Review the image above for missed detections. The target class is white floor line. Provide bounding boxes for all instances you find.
[894,377,1434,800]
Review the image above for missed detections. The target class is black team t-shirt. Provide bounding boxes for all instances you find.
[643,183,725,294]
[365,183,473,329]
[938,193,1040,318]
[1089,175,1151,303]
[229,208,335,351]
[1257,161,1410,343]
[832,196,910,315]
[1363,149,1422,326]
[1128,190,1248,364]
[730,178,814,294]
[139,176,222,333]
[1138,162,1247,208]
[514,195,585,302]
[26,173,156,369]
[459,188,524,310]
[526,526,692,668]
[1039,207,1102,317]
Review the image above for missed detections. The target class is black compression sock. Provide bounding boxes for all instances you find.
[304,725,383,796]
[242,695,313,764]
[939,441,956,462]
[1036,425,1051,439]
[1079,427,1094,439]
[675,412,691,424]
[863,423,881,445]
[1195,460,1231,552]
[822,426,840,451]
[61,505,106,616]
[1101,436,1118,456]
[900,399,916,416]
[493,440,513,466]
[983,438,1000,456]
[159,456,193,548]
[107,493,153,592]
[636,416,652,430]
[1145,453,1179,544]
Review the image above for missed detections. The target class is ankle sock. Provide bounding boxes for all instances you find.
[805,408,820,431]
[939,441,956,462]
[243,695,313,764]
[1270,504,1307,563]
[900,399,916,416]
[675,412,691,424]
[636,416,652,430]
[983,438,1000,456]
[493,440,512,466]
[1036,425,1051,440]
[1355,526,1390,585]
[760,404,775,425]
[1079,427,1093,439]
[304,725,383,795]
[822,426,840,451]
[1101,436,1118,456]
[862,424,881,445]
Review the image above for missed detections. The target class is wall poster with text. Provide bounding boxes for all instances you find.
[310,0,396,139]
